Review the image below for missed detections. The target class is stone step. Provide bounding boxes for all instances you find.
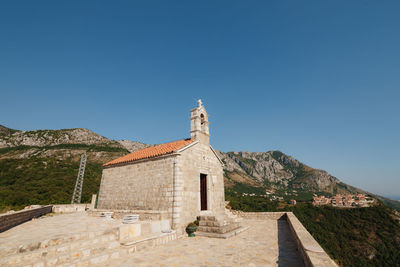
[1,229,178,267]
[225,212,242,222]
[197,222,241,234]
[34,241,121,267]
[199,218,236,227]
[196,226,250,239]
[0,228,119,258]
[120,231,178,252]
[198,215,215,221]
[0,233,119,266]
[19,233,173,267]
[198,215,234,224]
[198,215,223,222]
[24,242,126,267]
[199,220,225,227]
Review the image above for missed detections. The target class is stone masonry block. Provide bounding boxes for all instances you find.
[151,221,161,233]
[160,220,171,231]
[119,224,141,241]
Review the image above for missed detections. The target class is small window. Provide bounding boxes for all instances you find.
[200,114,205,125]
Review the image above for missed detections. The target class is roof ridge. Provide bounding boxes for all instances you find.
[103,138,193,167]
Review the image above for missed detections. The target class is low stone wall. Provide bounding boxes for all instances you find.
[88,209,170,221]
[119,220,171,242]
[52,204,90,213]
[231,210,287,220]
[285,212,337,267]
[0,205,53,233]
[235,211,337,267]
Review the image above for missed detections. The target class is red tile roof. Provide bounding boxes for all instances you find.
[103,139,194,167]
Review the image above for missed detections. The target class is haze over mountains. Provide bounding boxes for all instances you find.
[0,125,399,211]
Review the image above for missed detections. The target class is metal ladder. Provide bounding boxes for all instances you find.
[71,153,87,204]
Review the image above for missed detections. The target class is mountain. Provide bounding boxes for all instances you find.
[0,125,20,135]
[0,125,130,211]
[0,126,120,148]
[216,150,364,201]
[117,140,152,152]
[0,124,397,211]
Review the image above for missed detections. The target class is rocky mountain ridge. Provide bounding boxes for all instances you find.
[117,140,152,153]
[0,124,352,195]
[0,125,119,148]
[0,124,375,210]
[217,150,343,193]
[0,125,151,153]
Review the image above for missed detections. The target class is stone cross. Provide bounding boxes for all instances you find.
[197,99,202,107]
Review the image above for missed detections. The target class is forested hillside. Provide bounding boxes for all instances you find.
[1,124,399,211]
[226,194,400,266]
[0,145,126,211]
[294,204,400,266]
[0,125,130,211]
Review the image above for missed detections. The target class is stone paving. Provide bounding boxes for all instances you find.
[0,212,121,255]
[112,219,305,267]
[0,212,305,267]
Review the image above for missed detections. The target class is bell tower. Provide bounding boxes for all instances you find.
[190,99,210,145]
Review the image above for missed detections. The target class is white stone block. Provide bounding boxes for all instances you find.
[82,249,91,258]
[174,196,183,202]
[173,202,181,207]
[160,220,171,231]
[173,206,182,212]
[141,222,151,235]
[76,261,89,267]
[151,221,161,233]
[110,251,120,259]
[173,192,182,197]
[90,255,109,265]
[119,224,141,241]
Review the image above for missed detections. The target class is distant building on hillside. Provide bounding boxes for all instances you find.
[313,193,372,208]
[332,195,344,207]
[313,196,330,206]
[343,194,354,207]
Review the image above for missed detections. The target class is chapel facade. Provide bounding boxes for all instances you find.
[97,100,225,231]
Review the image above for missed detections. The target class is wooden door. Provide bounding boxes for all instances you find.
[200,174,207,210]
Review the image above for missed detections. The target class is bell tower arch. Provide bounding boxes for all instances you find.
[190,99,210,145]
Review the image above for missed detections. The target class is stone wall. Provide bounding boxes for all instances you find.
[0,205,53,232]
[231,211,287,220]
[235,211,337,267]
[88,209,169,220]
[178,143,225,231]
[285,212,337,267]
[52,204,89,213]
[97,156,175,214]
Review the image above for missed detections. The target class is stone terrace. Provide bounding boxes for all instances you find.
[111,219,304,267]
[0,212,121,250]
[0,211,311,266]
[0,212,123,266]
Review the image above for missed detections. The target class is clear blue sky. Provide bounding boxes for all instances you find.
[1,1,399,198]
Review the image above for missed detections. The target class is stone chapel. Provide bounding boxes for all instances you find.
[97,100,226,232]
